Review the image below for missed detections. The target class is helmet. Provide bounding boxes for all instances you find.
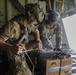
[47,10,60,23]
[25,3,44,23]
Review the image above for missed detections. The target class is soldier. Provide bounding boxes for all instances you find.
[39,10,62,51]
[0,3,44,75]
[25,5,44,50]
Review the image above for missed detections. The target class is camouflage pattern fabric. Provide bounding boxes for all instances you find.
[39,22,62,49]
[7,55,32,75]
[0,52,32,75]
[26,25,40,50]
[0,20,33,75]
[25,3,44,22]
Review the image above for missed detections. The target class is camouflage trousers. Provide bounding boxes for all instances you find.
[0,52,32,75]
[8,55,32,75]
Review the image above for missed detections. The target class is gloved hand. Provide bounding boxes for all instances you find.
[54,48,62,51]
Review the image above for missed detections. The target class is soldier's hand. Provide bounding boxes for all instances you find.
[54,48,62,51]
[17,44,25,54]
[11,44,25,54]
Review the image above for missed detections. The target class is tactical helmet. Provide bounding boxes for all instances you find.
[25,3,44,23]
[47,10,60,23]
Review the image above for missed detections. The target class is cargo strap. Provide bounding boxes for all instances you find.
[60,65,72,70]
[46,66,60,72]
[10,0,25,15]
[46,65,72,72]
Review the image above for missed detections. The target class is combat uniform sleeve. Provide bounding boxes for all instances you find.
[55,23,62,48]
[39,25,47,40]
[26,25,42,50]
[0,21,20,52]
[30,25,39,34]
[39,25,53,49]
[30,25,41,41]
[0,21,18,42]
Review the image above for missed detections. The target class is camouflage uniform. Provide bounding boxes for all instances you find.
[0,3,44,75]
[39,22,62,49]
[25,25,39,50]
[0,17,33,75]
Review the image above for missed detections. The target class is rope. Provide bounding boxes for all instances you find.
[24,50,34,75]
[20,48,38,75]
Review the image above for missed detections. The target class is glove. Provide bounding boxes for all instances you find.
[54,48,62,51]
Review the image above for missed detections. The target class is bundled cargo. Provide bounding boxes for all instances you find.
[39,58,60,75]
[59,57,72,75]
[37,50,72,75]
[37,51,60,75]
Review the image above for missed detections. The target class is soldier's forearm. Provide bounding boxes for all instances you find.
[56,40,62,48]
[0,40,19,54]
[35,31,41,42]
[0,40,12,51]
[56,36,62,48]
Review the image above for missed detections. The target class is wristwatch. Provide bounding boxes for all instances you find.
[36,40,41,44]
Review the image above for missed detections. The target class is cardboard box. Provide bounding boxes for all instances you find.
[60,68,72,75]
[59,57,73,75]
[39,58,60,75]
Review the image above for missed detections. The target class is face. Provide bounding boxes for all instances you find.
[47,22,55,29]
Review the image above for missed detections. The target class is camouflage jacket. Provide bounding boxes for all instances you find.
[0,17,38,45]
[39,22,62,49]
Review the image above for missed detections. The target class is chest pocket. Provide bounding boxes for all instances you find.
[46,27,55,39]
[11,21,21,41]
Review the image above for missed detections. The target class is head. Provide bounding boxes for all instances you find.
[46,10,60,29]
[25,3,44,24]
